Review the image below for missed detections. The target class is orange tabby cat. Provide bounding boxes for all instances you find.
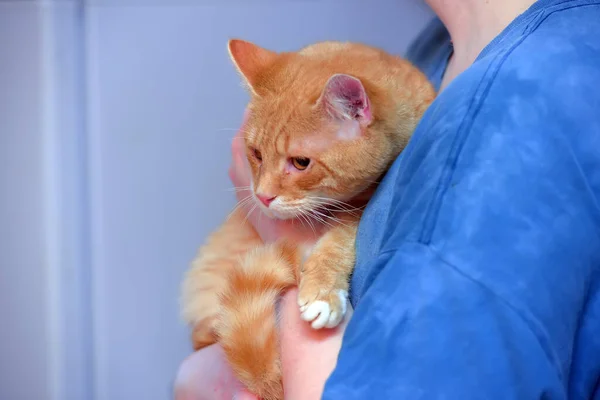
[180,39,435,399]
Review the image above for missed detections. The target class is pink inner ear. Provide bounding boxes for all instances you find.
[321,74,372,124]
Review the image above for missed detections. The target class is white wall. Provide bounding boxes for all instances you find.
[0,1,434,399]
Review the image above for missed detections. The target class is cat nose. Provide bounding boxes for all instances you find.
[257,194,277,207]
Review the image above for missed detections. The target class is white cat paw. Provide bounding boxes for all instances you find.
[298,289,348,330]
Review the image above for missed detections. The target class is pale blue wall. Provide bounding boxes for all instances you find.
[0,1,434,400]
[0,1,91,400]
[0,3,49,400]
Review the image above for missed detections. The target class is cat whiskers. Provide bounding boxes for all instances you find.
[242,203,259,227]
[228,136,246,144]
[226,194,254,221]
[299,197,367,228]
[257,207,264,233]
[226,185,252,193]
[215,127,253,135]
[296,210,317,236]
[306,209,337,229]
[307,196,366,217]
[214,127,254,144]
[290,208,309,232]
[289,203,337,231]
[309,208,351,229]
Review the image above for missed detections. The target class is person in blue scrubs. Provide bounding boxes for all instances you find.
[323,0,600,398]
[174,1,600,398]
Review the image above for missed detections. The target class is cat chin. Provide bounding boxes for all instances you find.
[255,204,290,220]
[264,209,298,221]
[258,205,304,221]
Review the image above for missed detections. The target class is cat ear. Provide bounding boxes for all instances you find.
[228,39,277,96]
[317,74,373,125]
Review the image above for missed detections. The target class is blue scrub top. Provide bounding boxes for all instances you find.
[324,1,600,399]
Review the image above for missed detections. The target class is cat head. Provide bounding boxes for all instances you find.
[227,39,414,220]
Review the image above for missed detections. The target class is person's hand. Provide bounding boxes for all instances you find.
[174,288,352,400]
[173,342,246,400]
[228,107,326,244]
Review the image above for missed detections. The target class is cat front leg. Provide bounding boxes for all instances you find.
[297,217,358,329]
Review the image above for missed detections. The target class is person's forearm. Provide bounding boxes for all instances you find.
[173,288,350,400]
[279,288,351,400]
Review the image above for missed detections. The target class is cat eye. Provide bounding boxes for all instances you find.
[291,157,311,171]
[252,148,262,162]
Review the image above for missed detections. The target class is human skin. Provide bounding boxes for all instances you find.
[173,108,349,400]
[173,288,352,400]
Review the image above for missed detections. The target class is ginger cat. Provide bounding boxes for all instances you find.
[180,39,435,399]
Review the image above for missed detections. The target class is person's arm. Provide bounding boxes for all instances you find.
[323,245,577,399]
[278,288,352,400]
[320,76,599,398]
[174,287,350,400]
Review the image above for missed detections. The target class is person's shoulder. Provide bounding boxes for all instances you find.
[494,1,600,91]
[393,1,600,241]
[468,1,600,157]
[450,1,600,136]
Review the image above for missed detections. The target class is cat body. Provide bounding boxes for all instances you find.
[180,39,435,399]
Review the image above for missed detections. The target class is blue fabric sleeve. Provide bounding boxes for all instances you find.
[323,244,567,399]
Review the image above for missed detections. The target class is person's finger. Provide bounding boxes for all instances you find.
[230,137,248,187]
[232,388,259,400]
[228,108,251,189]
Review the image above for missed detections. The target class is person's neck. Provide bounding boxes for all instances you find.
[428,0,537,91]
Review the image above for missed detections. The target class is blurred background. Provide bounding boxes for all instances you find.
[0,0,434,399]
